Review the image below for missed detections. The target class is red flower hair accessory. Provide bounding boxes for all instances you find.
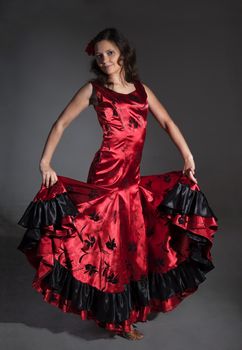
[85,39,95,56]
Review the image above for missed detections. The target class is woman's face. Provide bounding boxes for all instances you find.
[94,40,124,76]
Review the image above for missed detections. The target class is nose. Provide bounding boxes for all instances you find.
[102,59,108,65]
[99,54,109,65]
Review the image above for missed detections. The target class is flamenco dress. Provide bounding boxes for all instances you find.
[17,79,218,335]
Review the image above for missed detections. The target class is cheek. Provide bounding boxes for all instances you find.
[113,60,121,67]
[117,58,123,66]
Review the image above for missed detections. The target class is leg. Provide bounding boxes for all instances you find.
[119,324,144,340]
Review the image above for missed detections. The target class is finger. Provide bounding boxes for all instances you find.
[184,168,192,176]
[188,169,196,176]
[46,174,50,188]
[52,175,58,186]
[190,173,197,183]
[50,175,57,187]
[185,170,197,183]
[50,177,55,187]
[43,175,47,187]
[51,173,58,184]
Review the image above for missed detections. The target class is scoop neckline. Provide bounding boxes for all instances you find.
[96,80,138,95]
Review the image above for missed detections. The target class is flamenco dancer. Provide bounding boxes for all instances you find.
[17,27,218,340]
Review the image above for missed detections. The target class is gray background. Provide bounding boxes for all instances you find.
[1,0,241,349]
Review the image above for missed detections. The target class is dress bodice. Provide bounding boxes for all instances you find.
[89,79,149,134]
[86,79,149,189]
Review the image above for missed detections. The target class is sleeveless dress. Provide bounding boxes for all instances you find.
[17,79,219,335]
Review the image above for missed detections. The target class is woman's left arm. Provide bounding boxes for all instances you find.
[143,83,197,184]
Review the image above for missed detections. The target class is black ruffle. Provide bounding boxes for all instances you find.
[17,192,79,229]
[41,231,214,324]
[158,182,218,220]
[17,228,41,252]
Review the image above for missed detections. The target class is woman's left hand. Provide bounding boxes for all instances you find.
[182,155,198,184]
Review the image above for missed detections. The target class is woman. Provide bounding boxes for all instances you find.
[17,27,218,340]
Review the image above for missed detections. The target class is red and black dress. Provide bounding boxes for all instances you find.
[17,79,218,335]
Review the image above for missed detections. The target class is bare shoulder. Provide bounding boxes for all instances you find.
[140,82,159,107]
[141,82,168,107]
[140,82,156,98]
[65,80,94,109]
[53,81,96,129]
[75,80,94,99]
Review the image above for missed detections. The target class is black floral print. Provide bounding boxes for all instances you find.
[77,223,88,242]
[106,272,119,284]
[102,260,119,284]
[88,189,99,200]
[102,261,111,277]
[89,211,101,221]
[164,174,171,182]
[79,249,88,263]
[105,236,117,250]
[84,234,96,248]
[84,264,98,276]
[58,245,74,270]
[129,117,139,128]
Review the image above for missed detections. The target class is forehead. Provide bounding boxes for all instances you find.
[94,40,119,54]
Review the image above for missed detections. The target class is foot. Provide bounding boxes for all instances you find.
[119,324,144,340]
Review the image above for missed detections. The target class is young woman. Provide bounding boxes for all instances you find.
[17,27,218,341]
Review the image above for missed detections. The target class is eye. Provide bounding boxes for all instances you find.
[95,51,114,59]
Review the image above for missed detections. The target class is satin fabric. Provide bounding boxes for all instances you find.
[17,79,218,335]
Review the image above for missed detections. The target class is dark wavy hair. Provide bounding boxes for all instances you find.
[86,27,141,86]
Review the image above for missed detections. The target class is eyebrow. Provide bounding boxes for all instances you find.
[95,49,113,54]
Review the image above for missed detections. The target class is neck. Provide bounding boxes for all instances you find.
[107,72,128,87]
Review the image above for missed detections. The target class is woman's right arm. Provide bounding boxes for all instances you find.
[39,81,93,188]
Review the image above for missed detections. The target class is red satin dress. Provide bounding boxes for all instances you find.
[17,79,218,335]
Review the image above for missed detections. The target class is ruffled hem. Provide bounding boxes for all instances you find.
[17,171,218,334]
[29,252,213,334]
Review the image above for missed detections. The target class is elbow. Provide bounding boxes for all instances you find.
[53,120,66,132]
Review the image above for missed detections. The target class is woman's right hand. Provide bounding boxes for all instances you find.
[39,161,58,188]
